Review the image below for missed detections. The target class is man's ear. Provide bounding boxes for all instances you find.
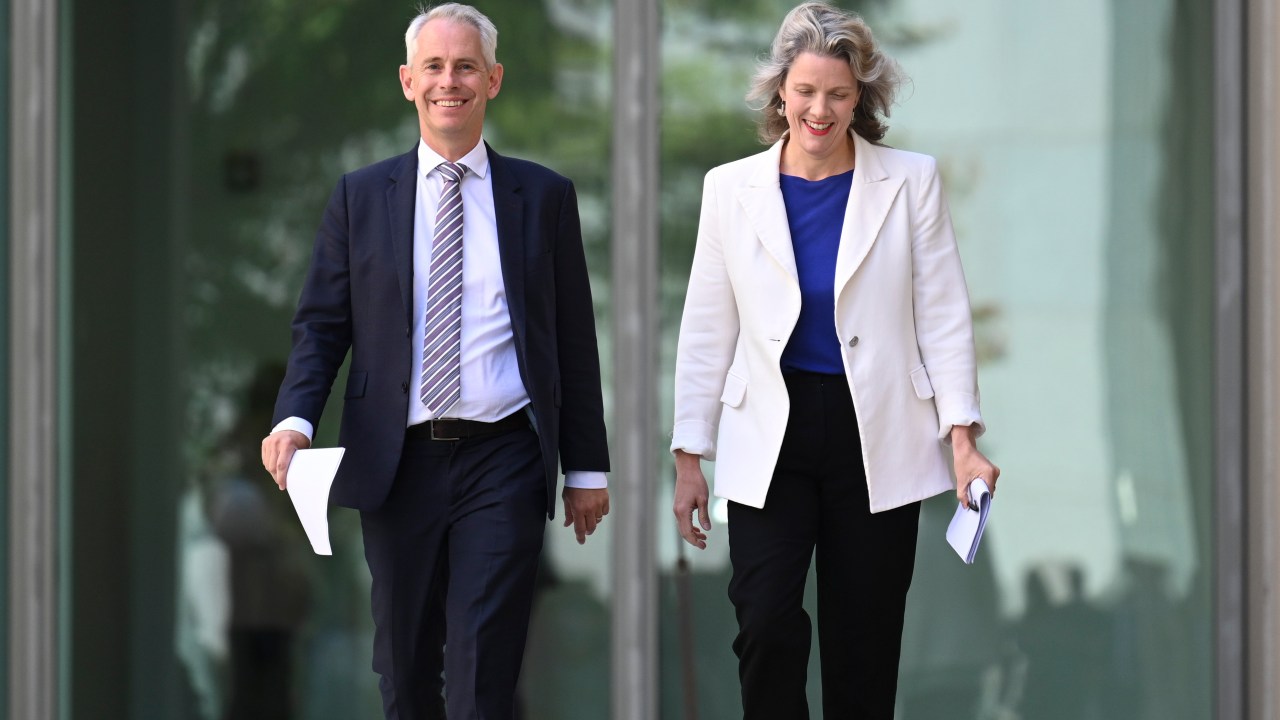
[399,65,415,102]
[487,63,504,100]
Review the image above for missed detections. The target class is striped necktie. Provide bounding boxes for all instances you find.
[420,161,467,415]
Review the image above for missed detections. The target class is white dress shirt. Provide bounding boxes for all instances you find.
[275,138,605,489]
[411,139,528,424]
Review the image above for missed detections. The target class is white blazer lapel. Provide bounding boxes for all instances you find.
[737,141,798,282]
[835,134,905,295]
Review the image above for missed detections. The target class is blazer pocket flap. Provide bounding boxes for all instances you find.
[909,365,935,400]
[720,372,747,408]
[344,371,368,399]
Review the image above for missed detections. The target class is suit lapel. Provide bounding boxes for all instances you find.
[386,148,420,327]
[739,141,798,282]
[487,144,527,343]
[834,134,904,296]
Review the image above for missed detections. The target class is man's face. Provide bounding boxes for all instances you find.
[399,19,503,155]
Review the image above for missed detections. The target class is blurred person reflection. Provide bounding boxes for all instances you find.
[175,480,230,720]
[1104,557,1187,718]
[1015,564,1108,720]
[898,498,1008,718]
[212,363,313,720]
[670,4,999,718]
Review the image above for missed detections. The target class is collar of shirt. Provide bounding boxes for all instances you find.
[416,137,491,182]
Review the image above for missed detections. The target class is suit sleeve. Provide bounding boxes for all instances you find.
[553,181,611,473]
[910,156,985,441]
[670,170,740,460]
[272,176,354,429]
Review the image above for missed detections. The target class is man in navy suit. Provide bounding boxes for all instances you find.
[259,4,611,718]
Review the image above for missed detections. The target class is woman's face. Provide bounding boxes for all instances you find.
[778,52,860,163]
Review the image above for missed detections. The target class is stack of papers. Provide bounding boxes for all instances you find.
[946,477,993,565]
[284,447,344,555]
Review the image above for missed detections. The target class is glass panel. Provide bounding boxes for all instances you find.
[658,1,1214,718]
[67,0,613,717]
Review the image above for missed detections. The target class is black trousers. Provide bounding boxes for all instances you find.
[360,421,546,720]
[727,372,921,720]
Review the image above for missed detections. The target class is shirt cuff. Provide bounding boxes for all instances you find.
[564,471,608,489]
[272,416,315,443]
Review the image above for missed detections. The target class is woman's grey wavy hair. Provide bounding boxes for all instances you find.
[405,3,499,67]
[747,3,904,145]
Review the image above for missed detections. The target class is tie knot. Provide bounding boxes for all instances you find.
[438,162,466,184]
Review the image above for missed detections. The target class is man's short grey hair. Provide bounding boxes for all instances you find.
[747,2,904,145]
[404,3,499,67]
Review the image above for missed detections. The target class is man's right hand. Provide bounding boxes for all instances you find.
[673,449,711,549]
[261,430,311,490]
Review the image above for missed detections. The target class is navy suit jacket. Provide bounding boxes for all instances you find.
[273,143,610,514]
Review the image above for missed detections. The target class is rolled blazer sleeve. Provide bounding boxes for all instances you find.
[671,170,740,460]
[909,156,985,441]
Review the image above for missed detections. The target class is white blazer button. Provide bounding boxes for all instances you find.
[849,336,859,347]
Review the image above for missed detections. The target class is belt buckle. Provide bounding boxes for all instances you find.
[429,419,461,441]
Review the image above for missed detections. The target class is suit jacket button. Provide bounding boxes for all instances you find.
[849,336,859,347]
[401,381,409,394]
[405,327,411,337]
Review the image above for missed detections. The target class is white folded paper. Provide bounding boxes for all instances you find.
[946,477,992,564]
[285,447,344,555]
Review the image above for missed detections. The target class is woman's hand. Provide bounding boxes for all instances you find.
[673,450,712,549]
[950,424,999,508]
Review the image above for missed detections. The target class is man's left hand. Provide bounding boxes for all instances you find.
[562,488,610,545]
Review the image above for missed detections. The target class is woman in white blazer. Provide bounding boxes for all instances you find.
[670,4,999,718]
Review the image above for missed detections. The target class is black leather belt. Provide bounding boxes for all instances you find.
[409,411,529,441]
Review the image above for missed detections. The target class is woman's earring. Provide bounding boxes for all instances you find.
[777,102,786,117]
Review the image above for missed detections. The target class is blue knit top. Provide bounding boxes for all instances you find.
[779,169,854,375]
